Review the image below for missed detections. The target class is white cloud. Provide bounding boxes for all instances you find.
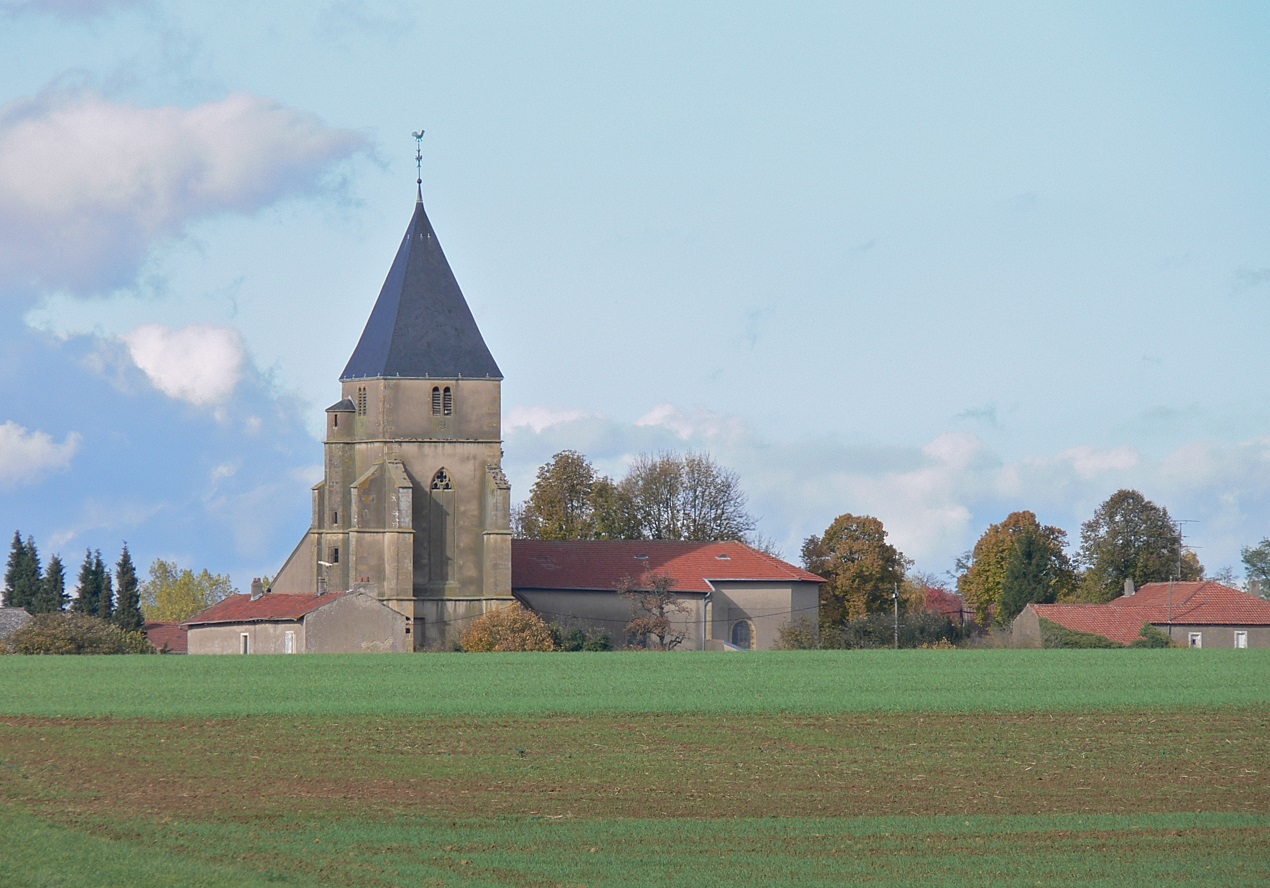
[123,323,244,406]
[0,421,80,487]
[505,405,600,434]
[0,89,367,291]
[635,403,745,441]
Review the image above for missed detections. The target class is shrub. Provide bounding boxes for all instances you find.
[1130,623,1176,648]
[1038,617,1124,649]
[775,616,819,650]
[461,604,556,652]
[819,613,967,650]
[2,612,152,655]
[551,626,613,652]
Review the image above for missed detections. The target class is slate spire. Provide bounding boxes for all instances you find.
[340,192,502,381]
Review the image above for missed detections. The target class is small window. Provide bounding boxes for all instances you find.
[443,386,453,415]
[333,414,338,428]
[240,633,250,655]
[284,631,296,654]
[1234,631,1248,649]
[1188,632,1203,649]
[330,547,340,564]
[332,510,339,526]
[432,386,442,415]
[357,386,368,416]
[731,620,754,650]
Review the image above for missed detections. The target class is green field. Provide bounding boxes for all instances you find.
[1,650,1266,886]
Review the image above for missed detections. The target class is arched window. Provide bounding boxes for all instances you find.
[432,386,442,415]
[431,468,452,490]
[731,620,754,650]
[356,386,367,416]
[442,386,453,415]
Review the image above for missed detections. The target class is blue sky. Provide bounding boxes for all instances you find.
[1,0,1267,593]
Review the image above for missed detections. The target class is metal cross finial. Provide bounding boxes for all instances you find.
[411,129,425,185]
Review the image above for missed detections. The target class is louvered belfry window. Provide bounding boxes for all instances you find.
[357,386,367,416]
[442,386,453,415]
[432,386,442,415]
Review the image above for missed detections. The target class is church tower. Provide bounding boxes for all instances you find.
[271,184,513,648]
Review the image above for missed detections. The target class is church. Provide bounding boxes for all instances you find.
[184,175,821,654]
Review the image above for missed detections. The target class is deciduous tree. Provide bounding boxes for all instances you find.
[140,559,235,622]
[619,572,690,650]
[1242,538,1270,595]
[803,514,909,623]
[518,450,609,540]
[957,511,1073,623]
[619,452,756,542]
[1076,489,1201,603]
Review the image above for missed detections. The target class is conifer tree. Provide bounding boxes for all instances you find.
[4,531,23,608]
[112,544,143,631]
[94,550,114,620]
[72,549,98,614]
[4,532,43,611]
[32,554,67,613]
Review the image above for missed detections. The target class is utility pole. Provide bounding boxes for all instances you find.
[893,582,899,650]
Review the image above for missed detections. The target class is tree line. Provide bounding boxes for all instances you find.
[3,531,236,626]
[515,451,1268,646]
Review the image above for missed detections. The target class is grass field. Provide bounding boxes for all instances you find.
[0,649,1266,886]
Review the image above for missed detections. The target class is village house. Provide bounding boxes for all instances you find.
[1012,580,1270,648]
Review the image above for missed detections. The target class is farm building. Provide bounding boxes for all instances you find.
[185,588,409,654]
[512,539,823,651]
[1012,581,1270,648]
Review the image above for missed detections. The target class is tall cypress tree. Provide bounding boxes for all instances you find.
[72,549,98,614]
[94,550,114,620]
[113,544,143,631]
[32,554,67,614]
[998,526,1058,625]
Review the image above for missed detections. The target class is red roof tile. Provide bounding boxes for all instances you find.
[1032,582,1270,645]
[143,621,187,653]
[512,539,823,593]
[184,591,349,626]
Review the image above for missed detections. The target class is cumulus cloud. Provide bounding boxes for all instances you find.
[123,323,244,406]
[0,420,80,487]
[636,403,745,441]
[0,89,367,291]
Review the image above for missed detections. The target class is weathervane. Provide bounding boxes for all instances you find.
[412,129,425,186]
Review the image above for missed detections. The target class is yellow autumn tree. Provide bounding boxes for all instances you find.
[460,603,556,652]
[956,511,1074,623]
[802,513,910,623]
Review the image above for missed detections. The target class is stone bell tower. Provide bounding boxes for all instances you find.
[271,184,513,648]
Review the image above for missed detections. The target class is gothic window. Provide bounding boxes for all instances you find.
[356,386,367,416]
[731,620,754,650]
[432,386,442,415]
[431,468,452,490]
[443,386,453,415]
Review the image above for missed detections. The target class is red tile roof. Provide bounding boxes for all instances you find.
[1031,581,1270,645]
[184,591,349,626]
[512,539,823,593]
[144,621,188,653]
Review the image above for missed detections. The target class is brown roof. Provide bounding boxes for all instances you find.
[512,539,823,593]
[1031,581,1270,645]
[144,621,188,653]
[184,591,349,626]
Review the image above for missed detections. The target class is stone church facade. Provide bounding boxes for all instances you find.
[269,186,514,648]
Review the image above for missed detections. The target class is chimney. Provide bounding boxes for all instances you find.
[250,578,264,600]
[1123,578,1134,598]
